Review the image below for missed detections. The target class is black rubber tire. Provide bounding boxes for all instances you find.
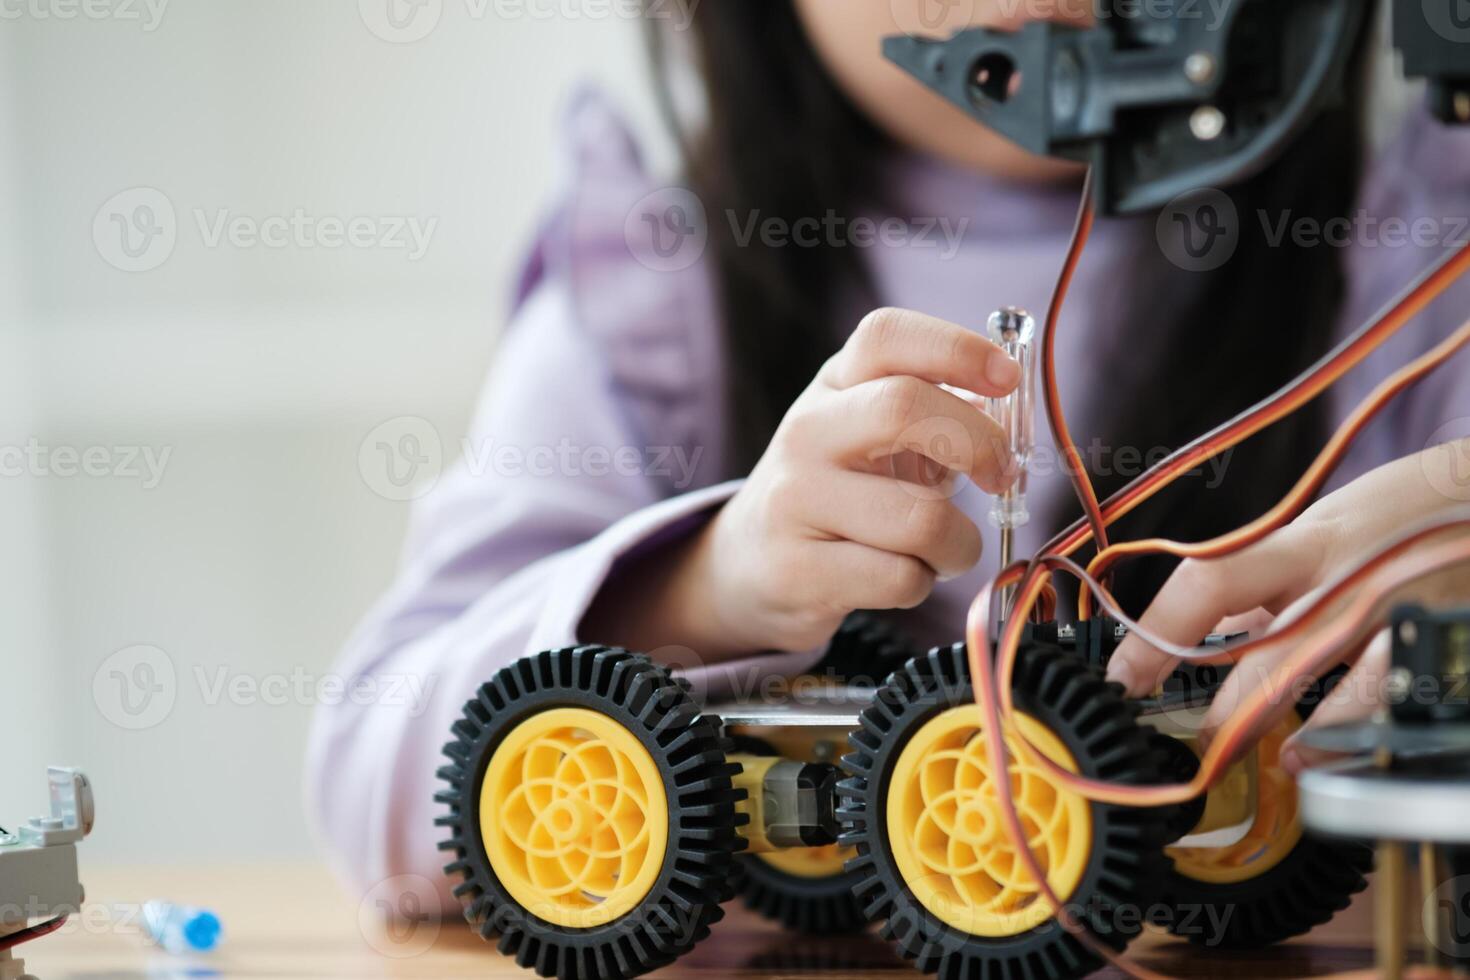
[733,853,870,934]
[1160,831,1373,949]
[1158,685,1373,950]
[436,646,746,980]
[840,643,1172,980]
[808,612,918,688]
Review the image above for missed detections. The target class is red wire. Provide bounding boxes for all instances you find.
[0,914,68,951]
[1078,314,1470,618]
[1040,169,1110,558]
[1042,238,1470,560]
[959,188,1470,979]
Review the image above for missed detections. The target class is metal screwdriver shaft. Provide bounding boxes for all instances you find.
[985,308,1037,618]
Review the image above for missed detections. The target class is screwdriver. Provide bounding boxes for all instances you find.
[984,307,1037,618]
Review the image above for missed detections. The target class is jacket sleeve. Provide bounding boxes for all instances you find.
[303,88,830,909]
[303,267,760,906]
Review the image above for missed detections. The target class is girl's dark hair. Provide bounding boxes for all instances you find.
[645,3,1368,614]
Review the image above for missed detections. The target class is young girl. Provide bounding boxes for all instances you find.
[308,1,1470,903]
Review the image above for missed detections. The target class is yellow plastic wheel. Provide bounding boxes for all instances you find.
[478,707,669,929]
[845,644,1171,977]
[1168,715,1302,884]
[886,706,1092,938]
[441,647,744,979]
[1157,691,1372,949]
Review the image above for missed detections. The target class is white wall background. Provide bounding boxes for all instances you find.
[1,0,668,862]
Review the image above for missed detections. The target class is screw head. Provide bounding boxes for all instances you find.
[1190,106,1227,141]
[1184,52,1216,85]
[1398,619,1420,647]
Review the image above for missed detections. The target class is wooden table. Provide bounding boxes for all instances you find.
[24,864,1391,980]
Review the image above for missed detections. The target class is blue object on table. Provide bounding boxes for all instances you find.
[142,900,223,954]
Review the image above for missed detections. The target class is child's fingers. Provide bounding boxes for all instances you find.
[799,375,1013,493]
[1198,623,1379,756]
[1279,629,1391,774]
[1214,608,1276,637]
[1106,526,1326,697]
[801,538,938,613]
[821,307,1021,397]
[793,469,983,581]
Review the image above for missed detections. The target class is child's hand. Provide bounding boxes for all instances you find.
[1104,441,1470,769]
[679,308,1022,657]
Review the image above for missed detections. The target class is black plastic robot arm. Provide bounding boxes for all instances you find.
[884,0,1468,215]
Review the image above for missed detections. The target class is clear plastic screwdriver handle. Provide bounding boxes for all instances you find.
[985,307,1036,530]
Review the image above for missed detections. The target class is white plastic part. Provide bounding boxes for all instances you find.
[0,768,93,980]
[985,307,1037,530]
[18,769,92,847]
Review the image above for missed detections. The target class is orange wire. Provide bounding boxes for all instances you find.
[987,516,1470,804]
[957,196,1470,977]
[967,525,1470,980]
[975,519,1470,805]
[1043,239,1470,563]
[1079,314,1470,617]
[1041,169,1111,560]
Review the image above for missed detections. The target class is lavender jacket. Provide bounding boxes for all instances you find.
[307,88,1470,905]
